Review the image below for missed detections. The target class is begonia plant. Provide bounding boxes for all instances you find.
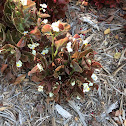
[0,0,101,102]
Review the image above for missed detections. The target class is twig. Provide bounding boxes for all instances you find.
[118,48,126,66]
[106,78,126,97]
[112,63,126,77]
[104,43,119,52]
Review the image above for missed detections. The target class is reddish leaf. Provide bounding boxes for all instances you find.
[71,51,79,59]
[123,14,126,20]
[73,34,80,39]
[55,37,69,49]
[76,86,84,98]
[31,75,41,82]
[60,22,71,31]
[54,65,65,78]
[17,37,26,48]
[15,48,21,62]
[71,60,83,73]
[53,85,60,95]
[41,24,52,34]
[79,49,93,59]
[14,74,26,85]
[91,61,102,68]
[20,54,28,62]
[30,26,41,41]
[59,24,64,30]
[65,67,70,75]
[1,64,8,73]
[28,65,40,76]
[23,0,36,10]
[37,12,50,18]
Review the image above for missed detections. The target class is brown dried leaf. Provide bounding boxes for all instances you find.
[0,107,9,111]
[14,74,26,85]
[104,28,111,34]
[1,64,8,73]
[79,28,91,34]
[105,15,114,24]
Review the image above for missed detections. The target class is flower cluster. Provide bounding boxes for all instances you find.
[40,3,47,12]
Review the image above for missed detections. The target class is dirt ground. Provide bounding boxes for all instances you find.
[0,1,126,126]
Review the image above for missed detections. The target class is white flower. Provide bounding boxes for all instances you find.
[40,3,47,12]
[41,48,49,55]
[28,43,39,50]
[11,50,16,54]
[42,19,48,24]
[37,63,43,72]
[42,9,46,12]
[76,96,81,100]
[58,76,61,80]
[83,83,90,92]
[51,21,60,32]
[66,42,73,53]
[71,81,75,86]
[23,31,28,35]
[88,82,93,86]
[83,40,88,45]
[32,50,36,55]
[49,92,54,97]
[20,0,27,6]
[38,86,44,92]
[40,3,47,8]
[91,74,98,81]
[16,60,23,67]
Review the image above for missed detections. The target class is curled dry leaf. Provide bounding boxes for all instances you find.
[114,52,121,59]
[104,28,111,34]
[0,107,9,111]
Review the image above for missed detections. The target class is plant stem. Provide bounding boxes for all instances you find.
[54,49,58,57]
[51,35,54,61]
